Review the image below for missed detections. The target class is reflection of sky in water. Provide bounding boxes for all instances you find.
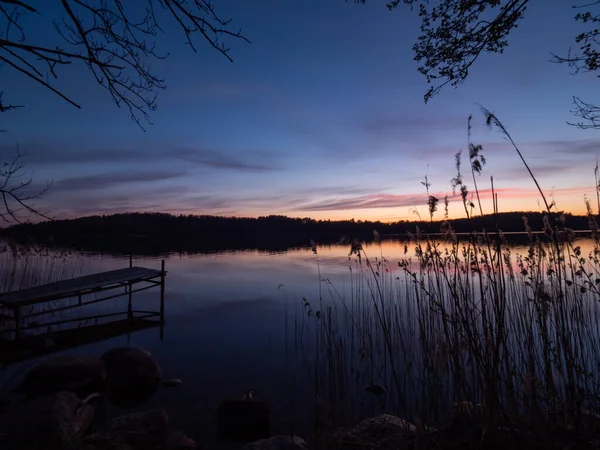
[1,235,598,444]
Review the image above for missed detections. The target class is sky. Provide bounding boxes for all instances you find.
[1,0,599,222]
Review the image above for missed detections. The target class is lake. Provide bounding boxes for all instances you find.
[1,234,598,445]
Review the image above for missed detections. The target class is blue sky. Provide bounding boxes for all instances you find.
[2,0,599,221]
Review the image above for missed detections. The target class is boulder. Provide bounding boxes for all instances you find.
[0,391,94,450]
[336,414,415,450]
[242,435,307,450]
[81,409,196,450]
[101,347,162,408]
[108,409,169,433]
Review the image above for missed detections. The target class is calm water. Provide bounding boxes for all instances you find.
[0,235,597,443]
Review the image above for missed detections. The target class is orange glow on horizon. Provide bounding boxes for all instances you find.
[59,185,595,224]
[160,184,594,223]
[160,195,590,223]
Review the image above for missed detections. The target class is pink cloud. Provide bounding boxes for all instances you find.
[294,185,596,212]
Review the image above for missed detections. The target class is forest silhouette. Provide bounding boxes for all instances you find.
[1,211,591,255]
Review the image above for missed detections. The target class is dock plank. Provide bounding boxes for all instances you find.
[0,266,164,308]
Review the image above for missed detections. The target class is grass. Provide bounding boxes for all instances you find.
[294,110,600,449]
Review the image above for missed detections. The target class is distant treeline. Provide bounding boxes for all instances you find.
[0,211,594,256]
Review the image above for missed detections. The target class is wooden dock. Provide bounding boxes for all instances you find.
[0,261,166,340]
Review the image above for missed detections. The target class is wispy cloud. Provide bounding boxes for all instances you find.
[356,111,467,139]
[529,139,600,157]
[174,149,274,171]
[175,195,234,211]
[279,106,471,164]
[294,186,596,212]
[297,193,430,211]
[460,138,600,160]
[51,170,187,192]
[0,144,279,172]
[46,186,192,218]
[451,138,600,183]
[7,133,597,220]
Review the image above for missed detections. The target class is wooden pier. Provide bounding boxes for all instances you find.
[0,261,166,341]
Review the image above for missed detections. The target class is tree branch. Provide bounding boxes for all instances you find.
[0,149,52,223]
[569,96,600,129]
[0,0,250,127]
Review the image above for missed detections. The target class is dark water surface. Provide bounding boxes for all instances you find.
[0,236,596,444]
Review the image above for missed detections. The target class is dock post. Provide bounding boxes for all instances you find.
[127,282,133,319]
[129,253,133,268]
[160,260,165,324]
[14,306,21,340]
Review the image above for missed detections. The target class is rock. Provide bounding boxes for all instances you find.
[242,436,307,450]
[164,429,197,450]
[336,414,415,450]
[0,391,94,450]
[101,347,162,408]
[81,409,196,450]
[108,409,169,435]
[82,432,155,449]
[13,355,106,399]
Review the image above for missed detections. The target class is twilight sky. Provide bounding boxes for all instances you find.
[2,0,599,222]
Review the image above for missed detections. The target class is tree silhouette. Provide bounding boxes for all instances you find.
[359,0,600,130]
[0,0,250,128]
[3,210,589,255]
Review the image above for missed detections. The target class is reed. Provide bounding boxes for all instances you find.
[295,110,600,448]
[0,241,85,336]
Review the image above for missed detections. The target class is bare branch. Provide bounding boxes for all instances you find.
[569,96,600,129]
[551,1,600,129]
[0,148,52,223]
[0,91,23,112]
[0,53,82,108]
[161,0,251,62]
[0,0,250,127]
[0,1,36,13]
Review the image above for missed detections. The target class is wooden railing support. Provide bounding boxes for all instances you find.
[160,260,165,324]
